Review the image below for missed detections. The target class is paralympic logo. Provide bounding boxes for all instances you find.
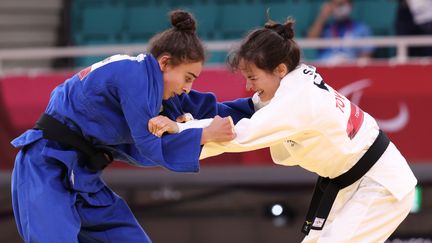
[338,79,409,133]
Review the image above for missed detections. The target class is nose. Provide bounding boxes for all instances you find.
[246,81,253,91]
[183,83,192,94]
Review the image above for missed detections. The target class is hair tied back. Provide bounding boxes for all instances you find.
[170,10,197,34]
[264,10,295,41]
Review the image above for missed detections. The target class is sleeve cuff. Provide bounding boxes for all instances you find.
[177,118,213,133]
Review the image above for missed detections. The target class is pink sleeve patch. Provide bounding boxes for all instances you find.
[78,66,91,80]
[346,102,364,139]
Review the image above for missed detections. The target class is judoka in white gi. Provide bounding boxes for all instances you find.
[151,17,417,243]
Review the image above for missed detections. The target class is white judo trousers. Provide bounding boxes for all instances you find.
[302,145,415,243]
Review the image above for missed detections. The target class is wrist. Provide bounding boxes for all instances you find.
[201,128,209,145]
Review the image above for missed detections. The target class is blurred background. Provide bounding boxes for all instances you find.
[0,0,431,242]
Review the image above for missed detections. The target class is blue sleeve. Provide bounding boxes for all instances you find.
[318,23,332,57]
[216,98,255,123]
[162,90,254,124]
[320,23,332,38]
[355,22,374,54]
[112,58,202,172]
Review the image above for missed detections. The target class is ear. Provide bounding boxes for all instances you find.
[158,55,171,72]
[274,63,288,78]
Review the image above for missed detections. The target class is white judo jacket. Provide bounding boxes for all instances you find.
[196,64,416,201]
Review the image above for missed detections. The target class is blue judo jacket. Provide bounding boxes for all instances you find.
[11,53,254,196]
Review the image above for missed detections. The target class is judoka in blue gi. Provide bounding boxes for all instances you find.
[10,11,254,243]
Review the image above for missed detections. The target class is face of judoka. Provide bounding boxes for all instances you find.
[239,60,288,102]
[159,56,203,100]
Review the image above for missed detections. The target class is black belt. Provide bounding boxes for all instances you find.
[34,113,113,172]
[301,130,390,235]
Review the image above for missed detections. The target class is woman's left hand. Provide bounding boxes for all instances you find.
[148,115,179,137]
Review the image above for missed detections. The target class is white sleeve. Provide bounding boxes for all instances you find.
[199,65,316,160]
[200,96,302,159]
[177,119,213,132]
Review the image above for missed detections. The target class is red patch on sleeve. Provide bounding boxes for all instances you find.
[78,66,91,80]
[346,103,364,139]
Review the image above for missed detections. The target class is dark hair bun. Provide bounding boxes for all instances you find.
[264,17,295,40]
[170,10,196,34]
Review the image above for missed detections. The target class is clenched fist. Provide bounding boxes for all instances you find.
[201,116,236,144]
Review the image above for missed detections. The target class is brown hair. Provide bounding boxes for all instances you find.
[228,17,300,74]
[147,10,205,66]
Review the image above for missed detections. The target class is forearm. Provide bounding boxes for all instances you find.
[199,130,287,160]
[307,15,327,38]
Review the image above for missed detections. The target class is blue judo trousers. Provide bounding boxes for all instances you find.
[11,54,254,243]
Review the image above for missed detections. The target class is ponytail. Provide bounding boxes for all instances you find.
[228,16,300,73]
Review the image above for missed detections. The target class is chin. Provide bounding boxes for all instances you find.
[260,94,275,102]
[260,96,270,102]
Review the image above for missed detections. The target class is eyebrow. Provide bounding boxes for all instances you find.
[187,72,198,79]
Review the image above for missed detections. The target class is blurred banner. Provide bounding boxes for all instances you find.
[1,64,431,169]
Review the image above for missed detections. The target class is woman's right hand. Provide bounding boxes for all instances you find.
[148,115,179,137]
[201,116,236,144]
